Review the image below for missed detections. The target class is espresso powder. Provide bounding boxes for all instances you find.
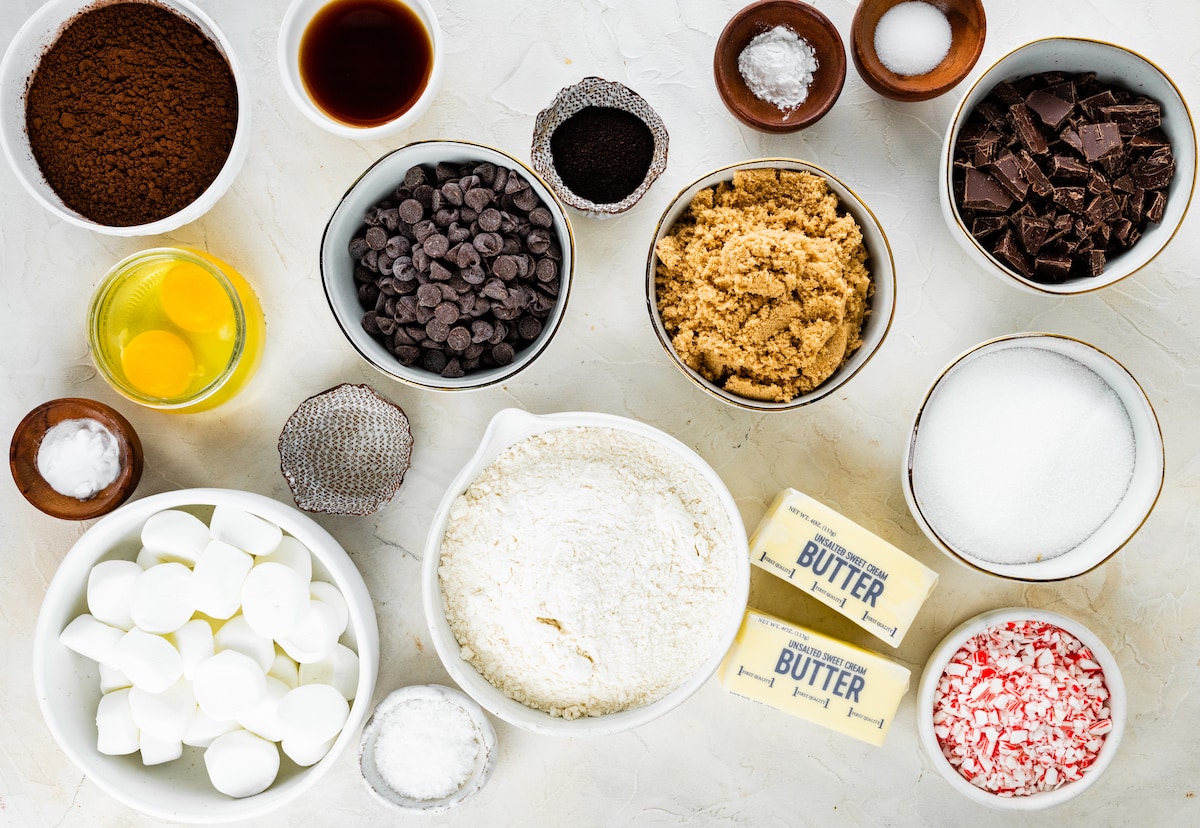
[24,2,238,227]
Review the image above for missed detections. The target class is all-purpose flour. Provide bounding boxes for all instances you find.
[438,426,740,719]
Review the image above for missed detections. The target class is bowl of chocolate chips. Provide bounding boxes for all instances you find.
[321,140,574,390]
[940,37,1195,295]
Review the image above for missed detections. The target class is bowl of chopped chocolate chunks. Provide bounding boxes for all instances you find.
[939,37,1195,295]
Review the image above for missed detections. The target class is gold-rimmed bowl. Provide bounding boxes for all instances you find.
[939,37,1196,295]
[646,159,895,411]
[321,140,574,392]
[902,333,1164,580]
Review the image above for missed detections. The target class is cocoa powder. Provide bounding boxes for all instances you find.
[24,2,239,227]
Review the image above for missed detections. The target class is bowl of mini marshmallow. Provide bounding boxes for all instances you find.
[33,488,379,823]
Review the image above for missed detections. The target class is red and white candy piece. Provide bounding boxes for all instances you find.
[932,619,1111,797]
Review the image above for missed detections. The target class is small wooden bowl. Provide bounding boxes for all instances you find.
[851,0,986,102]
[10,398,143,520]
[713,0,847,133]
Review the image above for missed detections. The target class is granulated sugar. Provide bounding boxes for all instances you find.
[438,426,739,719]
[911,347,1135,565]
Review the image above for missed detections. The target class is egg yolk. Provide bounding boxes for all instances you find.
[121,329,196,398]
[160,262,235,333]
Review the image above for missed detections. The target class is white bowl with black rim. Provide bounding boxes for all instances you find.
[321,140,574,391]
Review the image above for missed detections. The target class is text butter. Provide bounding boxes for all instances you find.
[749,489,938,647]
[719,608,910,746]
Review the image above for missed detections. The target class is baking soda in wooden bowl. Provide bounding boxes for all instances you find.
[903,333,1164,581]
[917,607,1126,810]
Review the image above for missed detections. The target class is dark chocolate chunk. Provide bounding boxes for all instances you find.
[1053,186,1087,214]
[1049,155,1090,181]
[963,168,1014,213]
[1026,89,1074,130]
[986,153,1029,200]
[1130,147,1176,189]
[1009,103,1049,154]
[1078,123,1123,162]
[1144,189,1167,223]
[1015,214,1050,256]
[1100,102,1162,135]
[993,229,1034,276]
[972,216,1007,238]
[1034,255,1073,282]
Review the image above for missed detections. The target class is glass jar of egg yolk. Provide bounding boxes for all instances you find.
[88,248,265,411]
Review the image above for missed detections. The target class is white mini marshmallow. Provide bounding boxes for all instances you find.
[299,644,360,701]
[268,651,299,689]
[213,615,274,672]
[139,732,183,766]
[204,730,280,798]
[309,581,348,638]
[115,628,183,694]
[281,735,336,768]
[182,708,240,749]
[192,540,253,620]
[140,509,211,567]
[240,563,308,641]
[129,562,195,635]
[99,662,132,694]
[60,614,123,667]
[129,678,196,743]
[277,684,349,745]
[236,676,290,742]
[86,559,142,630]
[96,688,139,756]
[193,650,266,721]
[210,506,282,557]
[169,618,215,680]
[256,535,313,582]
[277,601,340,665]
[136,546,166,569]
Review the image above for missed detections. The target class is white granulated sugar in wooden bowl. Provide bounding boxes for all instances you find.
[438,425,740,719]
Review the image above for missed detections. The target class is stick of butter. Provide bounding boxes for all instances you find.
[720,608,910,746]
[749,488,938,647]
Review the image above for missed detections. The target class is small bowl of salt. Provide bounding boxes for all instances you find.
[902,333,1164,581]
[713,0,846,133]
[9,398,143,521]
[851,0,986,102]
[359,684,497,814]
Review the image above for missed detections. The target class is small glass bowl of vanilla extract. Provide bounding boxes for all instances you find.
[87,248,265,412]
[277,0,445,138]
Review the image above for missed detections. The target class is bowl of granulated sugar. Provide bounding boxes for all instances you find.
[423,408,750,736]
[903,333,1164,581]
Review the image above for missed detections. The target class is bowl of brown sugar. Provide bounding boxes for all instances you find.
[0,0,250,235]
[647,159,896,410]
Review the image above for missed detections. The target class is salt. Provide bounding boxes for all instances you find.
[36,418,121,499]
[372,697,480,801]
[911,347,1135,565]
[738,25,818,110]
[874,1,952,77]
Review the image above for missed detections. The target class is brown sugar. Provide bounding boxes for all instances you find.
[654,169,872,402]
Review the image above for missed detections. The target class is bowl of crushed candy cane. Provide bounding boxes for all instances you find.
[916,607,1126,810]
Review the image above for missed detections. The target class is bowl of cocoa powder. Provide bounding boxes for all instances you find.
[0,0,250,235]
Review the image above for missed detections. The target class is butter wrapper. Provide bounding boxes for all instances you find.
[719,608,910,746]
[749,488,938,647]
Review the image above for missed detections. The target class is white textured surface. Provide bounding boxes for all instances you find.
[1,0,1198,825]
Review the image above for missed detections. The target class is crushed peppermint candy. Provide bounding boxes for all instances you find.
[932,619,1112,797]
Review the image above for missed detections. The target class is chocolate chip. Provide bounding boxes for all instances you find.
[399,198,424,223]
[365,226,387,250]
[478,208,502,232]
[491,342,515,365]
[423,349,448,373]
[434,301,460,325]
[349,237,370,259]
[517,316,542,340]
[446,326,472,351]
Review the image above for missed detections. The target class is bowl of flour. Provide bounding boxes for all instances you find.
[422,409,750,736]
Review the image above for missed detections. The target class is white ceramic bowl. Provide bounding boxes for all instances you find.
[939,37,1196,295]
[321,140,575,391]
[917,607,1126,810]
[902,333,1164,580]
[646,158,896,410]
[0,0,251,236]
[32,488,380,823]
[277,0,443,139]
[358,684,496,813]
[421,408,750,736]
